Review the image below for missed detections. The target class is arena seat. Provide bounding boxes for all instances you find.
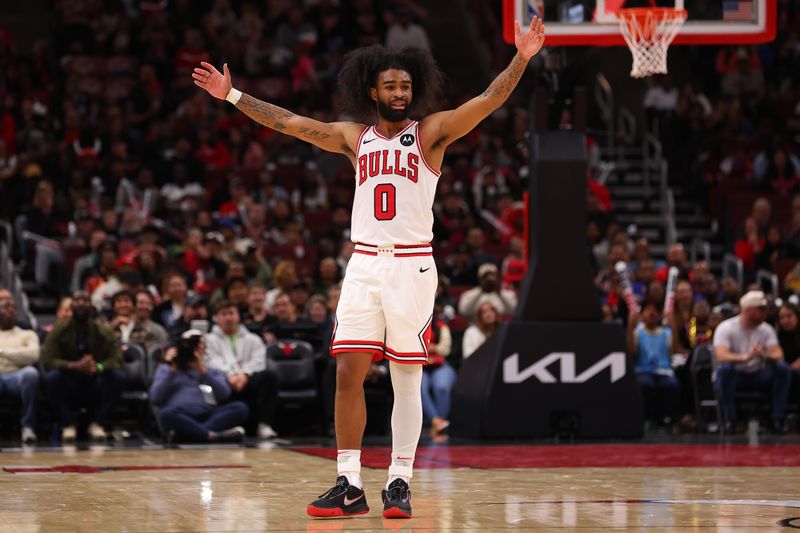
[690,344,722,433]
[266,339,321,433]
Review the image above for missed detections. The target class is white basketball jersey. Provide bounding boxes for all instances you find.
[350,121,440,245]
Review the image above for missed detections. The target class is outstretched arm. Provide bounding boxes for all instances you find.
[421,17,545,150]
[192,62,362,159]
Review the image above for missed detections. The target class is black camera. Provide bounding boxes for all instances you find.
[174,335,200,370]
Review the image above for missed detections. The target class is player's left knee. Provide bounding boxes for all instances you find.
[390,363,422,396]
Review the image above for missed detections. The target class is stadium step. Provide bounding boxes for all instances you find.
[604,157,725,275]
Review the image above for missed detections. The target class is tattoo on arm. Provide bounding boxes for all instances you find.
[481,53,528,102]
[236,94,295,131]
[297,127,331,142]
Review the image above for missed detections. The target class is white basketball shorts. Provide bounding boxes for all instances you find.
[330,242,437,364]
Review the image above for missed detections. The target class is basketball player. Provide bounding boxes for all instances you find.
[193,17,545,519]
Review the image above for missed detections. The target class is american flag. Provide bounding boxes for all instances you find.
[723,1,754,22]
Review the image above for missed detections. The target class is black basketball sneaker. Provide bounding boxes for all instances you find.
[307,476,369,517]
[381,478,412,518]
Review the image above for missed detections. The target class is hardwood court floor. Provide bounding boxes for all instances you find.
[1,443,800,532]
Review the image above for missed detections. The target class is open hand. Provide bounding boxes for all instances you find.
[192,62,233,100]
[515,16,546,59]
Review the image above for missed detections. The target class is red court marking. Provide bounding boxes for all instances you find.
[3,464,249,475]
[292,444,800,469]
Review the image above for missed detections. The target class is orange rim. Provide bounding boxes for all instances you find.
[619,8,687,41]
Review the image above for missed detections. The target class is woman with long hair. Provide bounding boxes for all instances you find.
[776,303,800,408]
[266,260,297,311]
[462,300,501,359]
[777,303,800,361]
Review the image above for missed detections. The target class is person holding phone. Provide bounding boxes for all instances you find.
[168,294,210,340]
[149,331,248,443]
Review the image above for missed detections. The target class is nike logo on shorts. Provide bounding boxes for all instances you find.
[419,267,430,273]
[344,494,364,506]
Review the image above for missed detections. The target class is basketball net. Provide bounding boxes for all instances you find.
[618,8,687,78]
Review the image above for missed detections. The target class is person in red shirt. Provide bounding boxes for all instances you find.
[655,243,690,283]
[734,217,764,271]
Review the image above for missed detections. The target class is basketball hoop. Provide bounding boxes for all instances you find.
[619,8,687,78]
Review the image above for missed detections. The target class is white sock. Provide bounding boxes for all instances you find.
[337,449,362,488]
[386,362,423,489]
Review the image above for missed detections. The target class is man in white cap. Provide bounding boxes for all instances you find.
[712,290,791,433]
[457,263,518,320]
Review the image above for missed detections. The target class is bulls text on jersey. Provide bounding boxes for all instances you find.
[357,149,420,185]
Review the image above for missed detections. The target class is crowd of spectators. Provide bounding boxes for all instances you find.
[0,0,526,443]
[0,0,799,442]
[643,1,800,283]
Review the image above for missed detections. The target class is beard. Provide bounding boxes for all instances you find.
[377,99,411,122]
[72,307,91,322]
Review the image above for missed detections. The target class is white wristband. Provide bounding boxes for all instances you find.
[225,87,242,105]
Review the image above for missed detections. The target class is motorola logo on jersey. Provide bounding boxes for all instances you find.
[358,149,420,185]
[400,134,415,147]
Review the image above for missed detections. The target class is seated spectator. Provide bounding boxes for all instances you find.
[205,300,279,440]
[688,299,715,349]
[154,272,189,329]
[209,260,249,307]
[224,276,249,313]
[782,212,800,259]
[133,290,168,350]
[632,259,656,302]
[42,290,125,442]
[434,275,456,322]
[266,293,321,349]
[150,332,247,443]
[0,299,40,444]
[755,225,782,273]
[627,301,680,430]
[107,290,138,343]
[713,291,792,433]
[463,301,500,359]
[457,263,517,320]
[86,242,123,310]
[315,257,342,295]
[668,280,695,354]
[421,318,455,437]
[169,294,210,340]
[764,148,799,196]
[17,180,66,296]
[0,288,33,330]
[464,228,497,284]
[734,217,764,273]
[70,228,107,293]
[40,296,73,338]
[289,279,313,316]
[776,303,800,411]
[266,260,297,311]
[241,283,276,339]
[655,243,690,283]
[305,294,333,348]
[441,243,474,286]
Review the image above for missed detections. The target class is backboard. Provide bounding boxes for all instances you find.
[503,0,776,46]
